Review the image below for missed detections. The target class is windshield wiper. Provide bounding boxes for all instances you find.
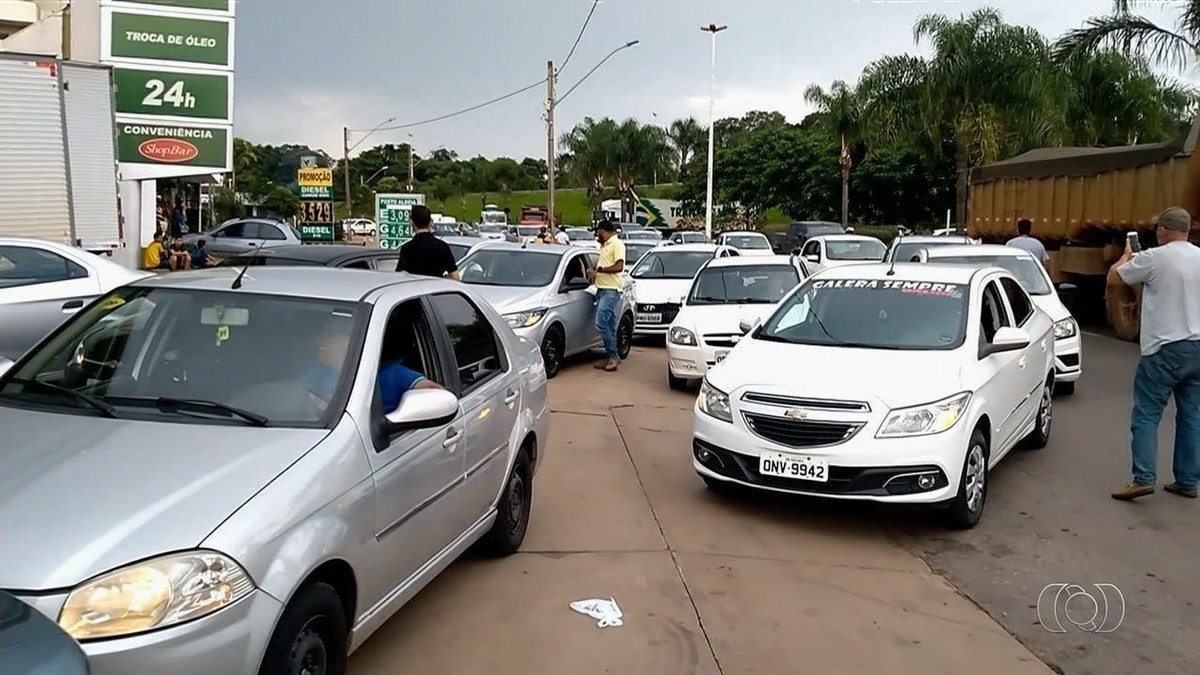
[4,378,119,418]
[108,396,268,426]
[690,296,726,303]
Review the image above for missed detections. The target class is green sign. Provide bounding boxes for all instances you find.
[298,185,332,199]
[299,224,334,241]
[109,12,232,67]
[119,0,231,11]
[113,68,230,121]
[375,193,424,249]
[116,122,228,168]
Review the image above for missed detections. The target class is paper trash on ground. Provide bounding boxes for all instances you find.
[570,597,623,628]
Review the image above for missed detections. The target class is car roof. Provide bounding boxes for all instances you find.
[810,234,882,243]
[719,230,769,237]
[924,244,1034,259]
[791,221,842,228]
[221,244,385,263]
[441,236,487,246]
[469,241,570,255]
[818,262,984,285]
[651,243,723,252]
[704,254,797,269]
[893,235,972,244]
[132,266,424,301]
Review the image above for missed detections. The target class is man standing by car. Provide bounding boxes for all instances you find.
[396,205,460,280]
[588,220,626,372]
[1007,218,1049,267]
[1108,207,1200,501]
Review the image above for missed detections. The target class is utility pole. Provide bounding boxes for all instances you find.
[407,143,415,193]
[546,60,557,230]
[342,126,352,218]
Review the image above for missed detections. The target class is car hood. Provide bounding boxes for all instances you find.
[734,249,775,257]
[467,285,548,313]
[674,304,778,335]
[707,339,965,409]
[0,407,329,590]
[1030,294,1069,322]
[632,278,694,304]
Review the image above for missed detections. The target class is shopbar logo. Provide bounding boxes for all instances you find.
[137,138,200,163]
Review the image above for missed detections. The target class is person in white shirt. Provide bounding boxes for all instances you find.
[553,227,570,245]
[1108,207,1200,501]
[1006,218,1049,266]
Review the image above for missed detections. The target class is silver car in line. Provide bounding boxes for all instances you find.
[458,242,635,377]
[182,218,304,258]
[0,267,550,675]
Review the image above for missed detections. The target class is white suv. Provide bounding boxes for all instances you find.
[692,263,1055,528]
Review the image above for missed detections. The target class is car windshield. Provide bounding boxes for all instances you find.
[689,265,800,305]
[759,277,967,350]
[481,214,506,225]
[890,240,965,262]
[0,287,363,426]
[624,230,661,241]
[479,224,505,232]
[826,239,886,261]
[566,229,593,241]
[930,255,1053,295]
[800,225,843,238]
[677,232,707,243]
[624,243,656,266]
[631,251,713,279]
[460,249,560,287]
[724,234,770,250]
[515,226,541,237]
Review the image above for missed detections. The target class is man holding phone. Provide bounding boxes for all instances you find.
[1108,207,1200,501]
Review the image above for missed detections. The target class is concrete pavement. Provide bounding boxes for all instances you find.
[350,343,1055,675]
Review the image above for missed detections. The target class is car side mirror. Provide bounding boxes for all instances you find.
[979,326,1030,358]
[385,389,459,431]
[738,314,761,335]
[0,356,13,379]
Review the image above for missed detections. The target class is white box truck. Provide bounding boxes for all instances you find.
[0,54,122,254]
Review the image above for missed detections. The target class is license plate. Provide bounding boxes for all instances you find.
[714,350,729,363]
[759,452,829,482]
[636,312,662,323]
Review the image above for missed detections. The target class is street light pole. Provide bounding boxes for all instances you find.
[342,117,395,216]
[701,23,726,240]
[362,165,390,186]
[546,60,557,230]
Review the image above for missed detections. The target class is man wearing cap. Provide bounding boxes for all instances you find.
[1108,207,1200,501]
[587,219,626,372]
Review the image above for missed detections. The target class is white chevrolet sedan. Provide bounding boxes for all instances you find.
[692,263,1055,528]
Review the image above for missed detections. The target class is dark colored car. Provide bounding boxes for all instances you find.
[775,221,845,253]
[216,244,401,271]
[0,590,90,675]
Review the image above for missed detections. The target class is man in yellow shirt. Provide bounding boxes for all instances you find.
[141,233,166,270]
[587,220,626,371]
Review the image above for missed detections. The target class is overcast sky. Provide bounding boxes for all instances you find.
[232,0,1195,159]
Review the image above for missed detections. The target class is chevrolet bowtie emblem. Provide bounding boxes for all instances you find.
[783,408,808,420]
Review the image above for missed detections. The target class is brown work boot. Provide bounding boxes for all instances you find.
[604,358,619,372]
[1111,482,1155,501]
[1164,482,1198,499]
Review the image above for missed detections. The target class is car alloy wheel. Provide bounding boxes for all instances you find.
[541,329,564,378]
[963,442,986,516]
[617,314,634,359]
[1022,381,1053,449]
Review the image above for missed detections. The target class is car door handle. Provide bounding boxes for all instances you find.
[1018,356,1027,369]
[62,299,84,313]
[443,429,462,449]
[504,389,519,406]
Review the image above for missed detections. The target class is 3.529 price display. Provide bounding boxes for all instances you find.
[299,200,333,223]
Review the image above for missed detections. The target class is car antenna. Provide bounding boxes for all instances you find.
[231,243,262,289]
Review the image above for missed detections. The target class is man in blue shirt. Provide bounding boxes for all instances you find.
[304,317,443,413]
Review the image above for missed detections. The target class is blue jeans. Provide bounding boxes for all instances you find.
[1131,339,1200,489]
[595,289,621,360]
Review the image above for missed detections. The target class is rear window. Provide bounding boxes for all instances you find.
[217,256,324,268]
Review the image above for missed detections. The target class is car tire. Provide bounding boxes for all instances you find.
[616,313,634,360]
[1055,380,1075,396]
[368,229,376,237]
[668,368,689,391]
[1022,379,1054,450]
[944,429,988,530]
[257,581,348,675]
[540,327,564,379]
[478,449,533,557]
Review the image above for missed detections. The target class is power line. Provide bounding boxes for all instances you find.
[559,0,600,76]
[360,78,548,133]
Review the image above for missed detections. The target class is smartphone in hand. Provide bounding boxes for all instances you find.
[1127,231,1141,254]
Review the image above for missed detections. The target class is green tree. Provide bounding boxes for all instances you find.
[375,176,402,194]
[666,117,707,177]
[261,184,300,218]
[560,117,621,211]
[1054,0,1199,73]
[804,80,862,226]
[1058,49,1196,145]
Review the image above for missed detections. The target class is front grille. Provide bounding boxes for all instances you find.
[1059,353,1080,368]
[742,392,871,412]
[635,302,679,324]
[703,333,740,348]
[743,413,861,448]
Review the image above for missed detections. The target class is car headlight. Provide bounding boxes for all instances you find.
[504,308,547,329]
[877,392,971,438]
[697,379,732,423]
[58,551,254,641]
[1053,318,1077,339]
[668,326,697,346]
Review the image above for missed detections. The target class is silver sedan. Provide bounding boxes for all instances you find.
[0,267,549,675]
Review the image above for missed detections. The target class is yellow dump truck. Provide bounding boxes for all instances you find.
[967,117,1199,341]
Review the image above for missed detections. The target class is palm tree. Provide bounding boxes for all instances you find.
[804,81,861,226]
[231,137,257,194]
[666,117,706,178]
[559,117,620,215]
[611,120,672,220]
[1054,0,1199,73]
[1058,50,1196,145]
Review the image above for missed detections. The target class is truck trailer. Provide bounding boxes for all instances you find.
[967,117,1199,341]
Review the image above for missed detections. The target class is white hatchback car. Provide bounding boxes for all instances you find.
[715,231,774,257]
[915,244,1082,395]
[797,234,887,273]
[693,263,1056,528]
[629,244,739,336]
[666,256,806,390]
